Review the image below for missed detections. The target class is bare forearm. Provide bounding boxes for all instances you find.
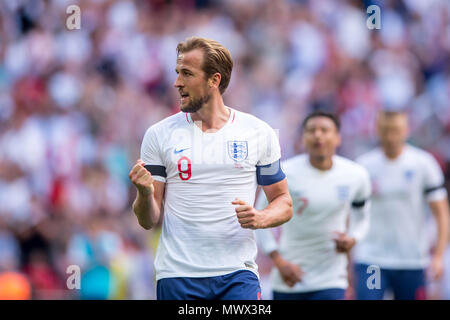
[132,191,161,230]
[431,199,450,257]
[434,209,449,258]
[260,193,292,228]
[269,250,282,265]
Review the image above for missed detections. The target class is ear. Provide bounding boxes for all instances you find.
[209,73,221,89]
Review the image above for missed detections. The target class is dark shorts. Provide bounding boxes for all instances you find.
[353,263,426,300]
[273,288,346,300]
[156,270,262,300]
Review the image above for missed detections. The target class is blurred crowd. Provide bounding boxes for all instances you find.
[0,0,449,299]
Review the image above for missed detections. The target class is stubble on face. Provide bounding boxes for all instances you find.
[180,93,210,113]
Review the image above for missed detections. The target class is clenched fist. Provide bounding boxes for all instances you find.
[272,253,303,287]
[232,198,265,229]
[333,232,356,253]
[129,159,154,196]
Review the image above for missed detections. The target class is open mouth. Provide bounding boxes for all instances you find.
[313,142,324,148]
[180,92,189,103]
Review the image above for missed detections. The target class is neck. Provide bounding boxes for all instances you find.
[383,145,404,160]
[191,94,229,132]
[309,155,333,171]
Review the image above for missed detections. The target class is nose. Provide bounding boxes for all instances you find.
[313,129,322,139]
[174,74,183,88]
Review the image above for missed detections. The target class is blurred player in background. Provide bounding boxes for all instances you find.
[353,110,450,300]
[256,110,371,300]
[128,37,293,300]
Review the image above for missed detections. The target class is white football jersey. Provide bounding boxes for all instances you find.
[140,107,282,280]
[256,154,371,293]
[353,144,448,269]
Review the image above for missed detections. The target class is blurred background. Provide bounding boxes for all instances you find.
[0,0,449,299]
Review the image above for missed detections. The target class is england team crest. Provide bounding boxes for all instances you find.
[227,141,248,162]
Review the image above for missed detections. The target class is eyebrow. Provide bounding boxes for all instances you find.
[175,67,193,74]
[305,121,336,128]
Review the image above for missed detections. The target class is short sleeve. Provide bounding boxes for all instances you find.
[348,166,372,242]
[422,153,447,202]
[353,167,372,205]
[256,123,282,166]
[140,126,166,183]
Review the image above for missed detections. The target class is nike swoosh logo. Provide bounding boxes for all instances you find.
[174,147,190,154]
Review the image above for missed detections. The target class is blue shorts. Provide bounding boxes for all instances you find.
[353,263,426,300]
[273,288,346,300]
[156,270,262,300]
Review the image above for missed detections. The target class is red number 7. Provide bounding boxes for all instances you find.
[296,197,308,215]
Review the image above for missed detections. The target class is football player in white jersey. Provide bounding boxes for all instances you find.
[353,110,449,300]
[256,110,372,300]
[128,37,293,300]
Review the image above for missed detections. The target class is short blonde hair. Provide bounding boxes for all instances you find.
[176,37,233,94]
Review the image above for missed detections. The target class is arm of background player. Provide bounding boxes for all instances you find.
[348,168,372,242]
[268,249,303,287]
[335,169,371,252]
[255,228,279,265]
[423,153,449,279]
[334,202,370,253]
[428,198,450,279]
[255,199,302,287]
[347,199,371,243]
[260,179,293,228]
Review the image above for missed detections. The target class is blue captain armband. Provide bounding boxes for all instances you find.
[256,159,286,186]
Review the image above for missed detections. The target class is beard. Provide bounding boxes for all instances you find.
[181,94,210,113]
